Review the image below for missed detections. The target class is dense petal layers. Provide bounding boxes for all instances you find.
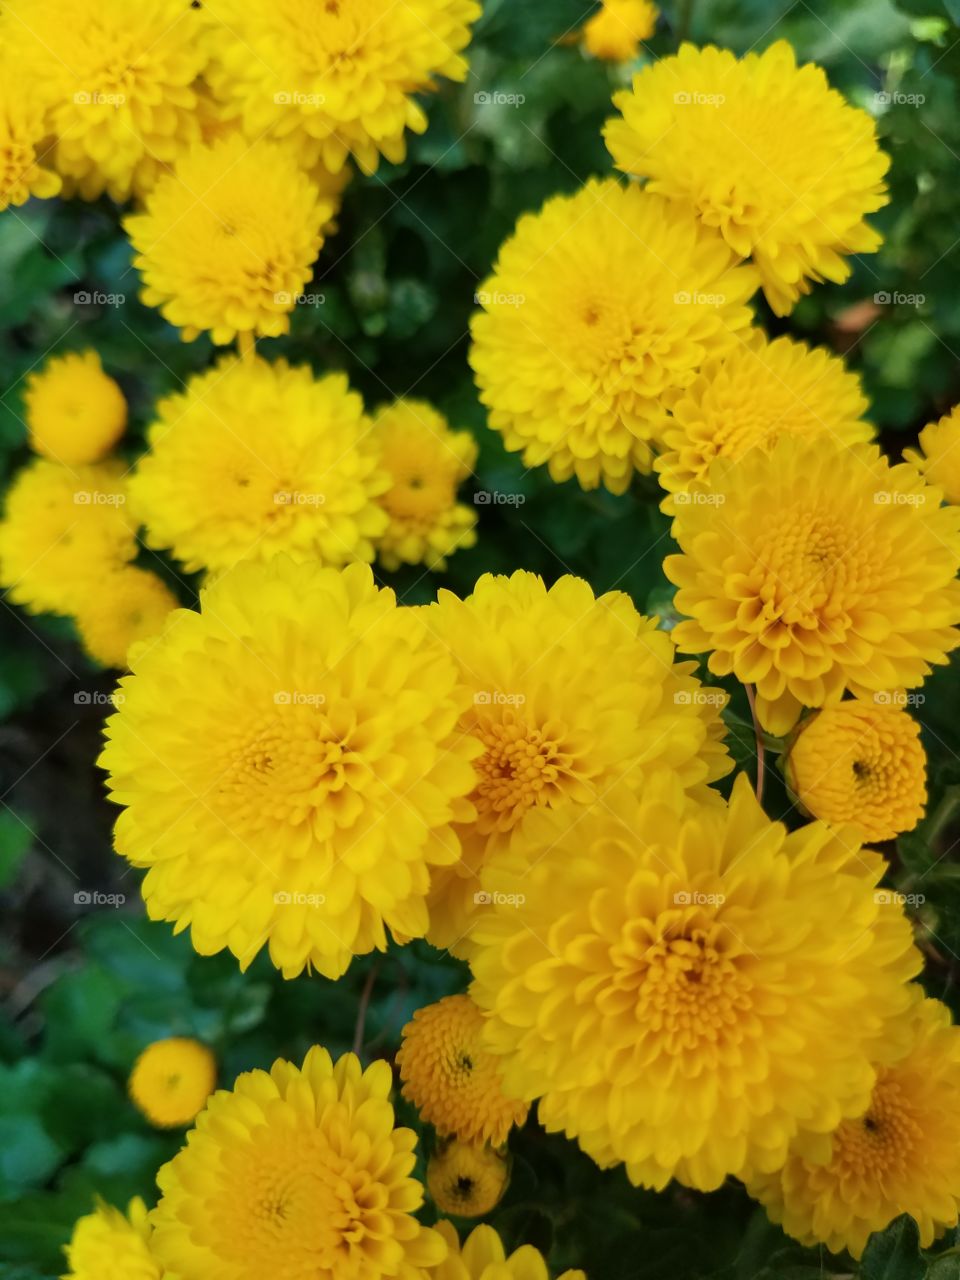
[605,41,889,314]
[655,330,872,506]
[423,571,732,953]
[151,1048,447,1280]
[98,559,480,979]
[469,775,921,1191]
[786,699,927,841]
[0,0,207,201]
[469,180,758,494]
[125,135,332,342]
[63,1197,160,1280]
[749,997,960,1257]
[904,404,960,504]
[398,994,528,1145]
[129,356,388,576]
[664,436,960,734]
[202,0,480,175]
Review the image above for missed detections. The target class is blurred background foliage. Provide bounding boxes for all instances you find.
[2,0,960,1276]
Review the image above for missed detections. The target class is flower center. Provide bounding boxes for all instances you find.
[830,1073,922,1182]
[216,707,365,829]
[471,711,575,832]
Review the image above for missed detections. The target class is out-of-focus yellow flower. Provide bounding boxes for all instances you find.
[665,436,960,735]
[470,179,758,493]
[129,1036,217,1128]
[373,399,477,572]
[0,459,137,616]
[24,351,127,466]
[582,0,658,62]
[605,41,889,314]
[202,0,481,175]
[427,1141,509,1219]
[0,55,60,210]
[129,356,388,576]
[63,1197,160,1280]
[0,0,207,201]
[74,567,180,669]
[786,698,927,841]
[398,994,528,1145]
[904,404,960,504]
[125,134,333,343]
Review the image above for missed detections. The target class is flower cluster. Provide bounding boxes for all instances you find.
[471,40,888,493]
[0,355,178,668]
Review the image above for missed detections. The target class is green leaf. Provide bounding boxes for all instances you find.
[860,1216,926,1280]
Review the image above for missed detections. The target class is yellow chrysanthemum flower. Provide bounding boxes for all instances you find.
[422,571,731,953]
[98,559,480,979]
[202,0,481,176]
[63,1197,160,1280]
[665,435,960,735]
[655,331,873,506]
[749,996,960,1258]
[604,41,889,315]
[24,351,127,466]
[398,994,528,1145]
[469,180,758,494]
[373,399,478,572]
[151,1047,447,1280]
[469,774,922,1192]
[582,0,658,62]
[904,405,960,504]
[427,1142,509,1220]
[74,567,180,669]
[129,357,388,576]
[129,1036,217,1128]
[124,135,333,343]
[786,698,927,841]
[0,459,137,616]
[435,1222,586,1280]
[0,0,207,202]
[0,56,60,210]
